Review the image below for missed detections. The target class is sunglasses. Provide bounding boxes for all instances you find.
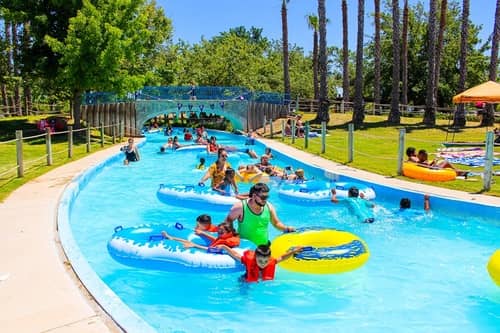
[256,193,269,201]
[221,154,228,158]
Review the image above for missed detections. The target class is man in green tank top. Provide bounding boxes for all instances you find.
[224,183,295,246]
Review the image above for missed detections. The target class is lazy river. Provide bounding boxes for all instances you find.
[60,129,500,333]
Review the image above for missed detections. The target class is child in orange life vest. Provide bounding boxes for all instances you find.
[217,243,303,282]
[195,214,218,232]
[161,221,240,250]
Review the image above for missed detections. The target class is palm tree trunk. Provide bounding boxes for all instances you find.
[454,0,470,128]
[313,30,319,100]
[433,0,448,106]
[281,0,291,101]
[373,0,381,105]
[353,0,365,127]
[12,22,21,116]
[424,0,438,125]
[388,0,401,124]
[483,0,500,126]
[342,0,350,102]
[315,0,330,123]
[401,0,409,106]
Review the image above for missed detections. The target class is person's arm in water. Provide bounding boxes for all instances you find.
[330,189,339,203]
[217,244,242,261]
[424,194,431,211]
[276,246,304,263]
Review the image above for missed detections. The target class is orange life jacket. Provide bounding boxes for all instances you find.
[241,250,276,282]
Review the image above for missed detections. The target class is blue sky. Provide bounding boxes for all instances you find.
[158,0,496,54]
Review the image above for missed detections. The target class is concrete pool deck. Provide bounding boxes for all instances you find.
[0,138,499,333]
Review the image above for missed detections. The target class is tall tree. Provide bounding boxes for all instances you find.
[281,0,291,101]
[454,0,470,127]
[45,0,172,129]
[423,0,438,125]
[353,0,365,127]
[388,0,401,124]
[434,0,448,105]
[342,0,350,102]
[483,0,500,126]
[315,0,330,123]
[401,0,409,106]
[373,0,381,106]
[306,14,319,100]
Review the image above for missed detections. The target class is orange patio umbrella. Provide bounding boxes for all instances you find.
[452,80,500,104]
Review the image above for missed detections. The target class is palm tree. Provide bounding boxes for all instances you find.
[315,0,330,123]
[306,14,319,100]
[434,0,448,105]
[281,0,291,102]
[483,0,500,126]
[423,0,438,125]
[388,0,401,124]
[342,0,350,102]
[454,0,470,127]
[401,0,409,106]
[352,0,365,127]
[373,0,381,106]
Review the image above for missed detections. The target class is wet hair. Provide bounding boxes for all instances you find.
[196,214,212,225]
[406,147,416,157]
[217,221,238,236]
[249,183,270,197]
[225,168,235,177]
[400,198,411,209]
[255,244,271,257]
[199,157,206,164]
[160,147,165,152]
[348,186,359,198]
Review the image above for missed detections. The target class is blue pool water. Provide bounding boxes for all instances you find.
[64,130,500,333]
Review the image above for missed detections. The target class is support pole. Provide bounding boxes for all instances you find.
[15,130,24,177]
[68,126,73,158]
[100,122,105,147]
[397,128,406,175]
[483,131,494,191]
[321,121,326,154]
[86,127,91,153]
[45,127,52,166]
[269,118,273,139]
[304,122,310,149]
[348,123,354,162]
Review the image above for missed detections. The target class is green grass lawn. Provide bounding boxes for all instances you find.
[267,112,500,197]
[0,115,124,202]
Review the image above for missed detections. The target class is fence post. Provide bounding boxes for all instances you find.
[340,100,345,113]
[86,127,91,153]
[291,119,296,144]
[321,121,326,154]
[112,123,116,144]
[100,122,105,147]
[397,128,406,175]
[68,126,73,158]
[483,131,494,191]
[348,123,354,162]
[262,115,267,135]
[15,130,24,177]
[281,119,285,141]
[269,118,273,139]
[45,127,52,166]
[304,122,309,149]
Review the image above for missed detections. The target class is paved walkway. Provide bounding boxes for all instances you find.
[0,139,498,333]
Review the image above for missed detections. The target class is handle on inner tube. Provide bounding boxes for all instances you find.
[175,222,184,230]
[149,234,165,241]
[114,225,123,233]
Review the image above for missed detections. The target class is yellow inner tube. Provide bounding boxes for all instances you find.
[487,250,500,287]
[402,162,456,182]
[271,228,370,274]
